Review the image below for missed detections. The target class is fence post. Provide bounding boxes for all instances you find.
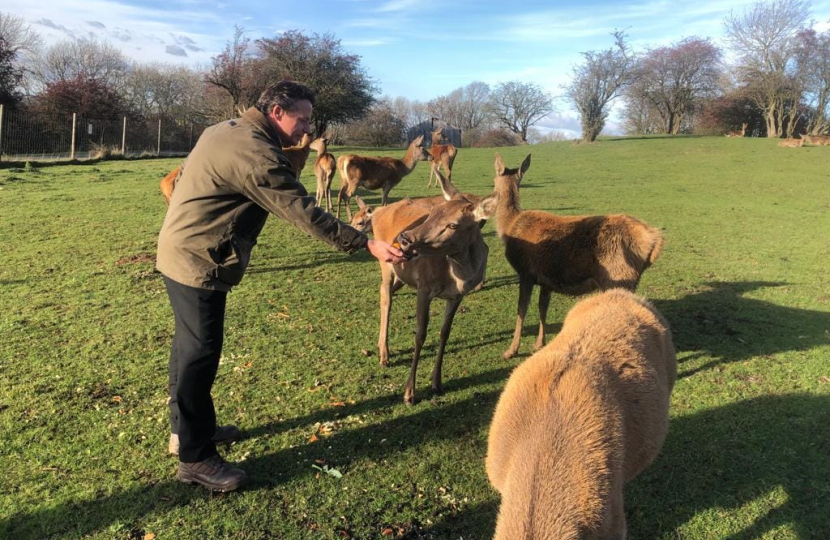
[70,113,77,160]
[121,117,127,155]
[157,118,161,156]
[0,104,4,161]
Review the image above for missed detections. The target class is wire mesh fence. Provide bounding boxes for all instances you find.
[0,106,208,162]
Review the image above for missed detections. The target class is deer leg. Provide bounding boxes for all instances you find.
[428,162,436,188]
[325,172,334,213]
[404,288,431,405]
[431,297,462,396]
[381,185,391,206]
[336,184,347,220]
[504,277,534,359]
[377,265,395,367]
[534,285,551,352]
[315,172,325,207]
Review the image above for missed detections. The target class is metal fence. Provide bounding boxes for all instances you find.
[0,105,208,161]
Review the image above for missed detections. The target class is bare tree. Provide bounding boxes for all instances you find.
[795,29,830,135]
[625,37,721,134]
[488,81,554,143]
[390,95,430,131]
[0,12,40,56]
[723,0,811,137]
[345,97,405,147]
[566,30,634,142]
[205,26,263,119]
[122,62,206,121]
[30,37,128,90]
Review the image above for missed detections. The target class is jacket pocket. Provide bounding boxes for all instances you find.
[210,235,255,286]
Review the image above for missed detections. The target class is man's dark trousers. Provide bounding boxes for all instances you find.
[164,275,227,462]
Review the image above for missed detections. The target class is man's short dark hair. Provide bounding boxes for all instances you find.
[256,80,316,115]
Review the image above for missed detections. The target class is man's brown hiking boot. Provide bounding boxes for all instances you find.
[177,455,246,492]
[168,425,242,455]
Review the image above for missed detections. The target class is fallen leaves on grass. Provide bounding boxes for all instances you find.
[311,463,343,478]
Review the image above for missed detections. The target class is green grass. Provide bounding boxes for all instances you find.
[0,135,828,539]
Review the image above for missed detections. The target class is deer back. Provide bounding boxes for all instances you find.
[487,289,676,539]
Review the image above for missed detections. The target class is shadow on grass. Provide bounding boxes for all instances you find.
[653,281,830,377]
[627,393,830,539]
[1,368,510,539]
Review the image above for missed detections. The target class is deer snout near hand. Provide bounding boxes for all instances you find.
[395,232,417,259]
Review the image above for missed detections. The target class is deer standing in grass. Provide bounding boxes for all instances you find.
[310,137,336,212]
[726,123,748,137]
[486,288,677,540]
[427,127,458,188]
[160,134,313,205]
[371,174,497,404]
[336,135,432,221]
[492,154,664,359]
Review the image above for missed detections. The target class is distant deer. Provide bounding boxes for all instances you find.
[778,138,804,148]
[310,137,336,212]
[427,127,458,188]
[804,134,830,146]
[487,289,677,540]
[726,123,748,137]
[336,135,432,221]
[492,153,664,359]
[160,134,313,205]
[370,174,497,404]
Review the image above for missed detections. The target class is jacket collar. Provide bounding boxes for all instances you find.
[243,107,283,149]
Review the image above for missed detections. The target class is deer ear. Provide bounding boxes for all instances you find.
[355,195,366,209]
[413,134,425,146]
[436,170,458,201]
[494,153,505,176]
[518,154,531,183]
[473,192,499,222]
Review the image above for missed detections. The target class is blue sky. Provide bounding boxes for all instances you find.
[6,0,830,135]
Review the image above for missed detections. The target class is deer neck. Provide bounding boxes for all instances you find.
[399,146,421,175]
[446,236,488,293]
[495,182,522,237]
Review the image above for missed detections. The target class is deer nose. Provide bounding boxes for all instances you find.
[396,232,412,250]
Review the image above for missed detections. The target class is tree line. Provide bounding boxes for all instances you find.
[2,0,828,147]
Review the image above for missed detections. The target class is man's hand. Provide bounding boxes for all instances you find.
[367,239,407,264]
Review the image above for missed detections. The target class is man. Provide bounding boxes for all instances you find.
[157,80,405,492]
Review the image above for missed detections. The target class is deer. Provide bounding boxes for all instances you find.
[336,134,433,221]
[778,138,804,148]
[803,134,830,146]
[725,122,748,137]
[492,153,664,359]
[370,173,498,404]
[486,288,677,540]
[159,133,313,205]
[350,192,453,234]
[427,127,458,189]
[310,136,337,212]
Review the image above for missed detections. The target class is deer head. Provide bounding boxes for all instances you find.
[351,196,374,232]
[395,193,498,259]
[310,137,328,154]
[431,128,445,145]
[494,153,531,186]
[409,134,433,163]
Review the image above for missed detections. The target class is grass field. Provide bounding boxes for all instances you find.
[1,135,828,540]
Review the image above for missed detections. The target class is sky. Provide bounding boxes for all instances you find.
[5,0,830,136]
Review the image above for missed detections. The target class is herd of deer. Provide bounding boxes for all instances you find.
[726,122,830,148]
[160,128,678,538]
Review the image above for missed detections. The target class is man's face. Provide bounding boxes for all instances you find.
[268,99,313,146]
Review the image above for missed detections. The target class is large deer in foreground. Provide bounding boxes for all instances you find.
[493,154,664,359]
[487,289,677,540]
[371,174,497,404]
[336,135,432,220]
[427,127,458,188]
[160,133,313,205]
[310,136,336,212]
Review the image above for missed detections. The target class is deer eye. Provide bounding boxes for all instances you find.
[447,223,458,230]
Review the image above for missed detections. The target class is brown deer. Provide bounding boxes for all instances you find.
[726,122,748,137]
[486,288,677,540]
[492,153,664,359]
[350,193,451,234]
[778,138,804,148]
[159,134,313,205]
[370,178,498,404]
[427,127,458,188]
[310,136,336,212]
[804,134,830,146]
[336,135,432,221]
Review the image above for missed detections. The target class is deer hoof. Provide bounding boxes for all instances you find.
[432,385,444,396]
[502,348,518,360]
[404,393,415,406]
